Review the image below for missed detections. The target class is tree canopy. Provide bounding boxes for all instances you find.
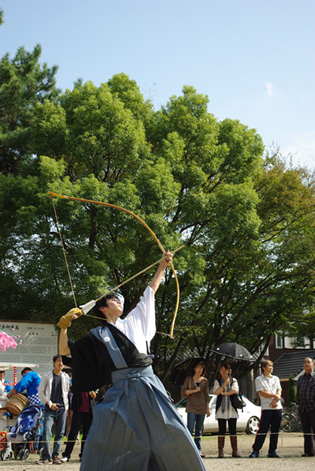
[1,45,315,381]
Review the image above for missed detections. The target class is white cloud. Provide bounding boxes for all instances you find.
[265,82,275,97]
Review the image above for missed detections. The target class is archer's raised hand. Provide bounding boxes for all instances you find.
[149,250,174,293]
[162,250,173,268]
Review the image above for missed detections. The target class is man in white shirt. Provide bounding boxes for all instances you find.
[249,359,282,458]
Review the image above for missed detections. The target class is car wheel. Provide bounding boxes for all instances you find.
[246,416,260,434]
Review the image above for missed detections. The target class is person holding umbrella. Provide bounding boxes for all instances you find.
[213,363,241,458]
[181,361,210,457]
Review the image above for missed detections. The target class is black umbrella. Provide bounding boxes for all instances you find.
[211,342,254,362]
[169,357,206,385]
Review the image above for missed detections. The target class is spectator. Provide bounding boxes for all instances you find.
[0,370,12,395]
[297,357,315,457]
[181,361,210,458]
[61,391,96,462]
[8,368,41,405]
[249,359,282,458]
[213,363,241,458]
[0,370,12,409]
[37,354,70,465]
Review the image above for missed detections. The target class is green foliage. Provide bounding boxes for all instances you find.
[1,45,315,380]
[288,374,297,405]
[0,44,58,174]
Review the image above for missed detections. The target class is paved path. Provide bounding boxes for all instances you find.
[0,433,314,470]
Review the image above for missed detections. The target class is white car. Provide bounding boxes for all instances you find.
[175,394,261,434]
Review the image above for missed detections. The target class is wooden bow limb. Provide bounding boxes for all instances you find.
[50,192,181,338]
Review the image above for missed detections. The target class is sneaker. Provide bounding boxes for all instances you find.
[52,457,62,465]
[249,450,259,458]
[36,459,53,465]
[61,456,70,462]
[268,451,280,458]
[200,452,205,458]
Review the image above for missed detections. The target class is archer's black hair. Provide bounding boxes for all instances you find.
[94,294,121,326]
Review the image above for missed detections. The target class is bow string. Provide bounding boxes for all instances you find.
[49,192,180,338]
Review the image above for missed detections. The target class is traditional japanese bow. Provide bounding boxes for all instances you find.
[49,192,180,338]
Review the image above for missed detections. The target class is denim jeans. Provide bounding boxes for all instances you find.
[187,412,205,452]
[42,407,67,460]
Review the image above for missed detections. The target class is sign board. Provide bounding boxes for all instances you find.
[0,321,58,383]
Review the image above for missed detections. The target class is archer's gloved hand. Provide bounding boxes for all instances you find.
[57,308,83,329]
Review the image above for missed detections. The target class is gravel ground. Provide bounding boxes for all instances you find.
[0,432,314,470]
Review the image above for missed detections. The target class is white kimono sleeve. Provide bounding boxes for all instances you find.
[115,286,155,354]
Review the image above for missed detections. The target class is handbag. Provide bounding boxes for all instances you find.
[230,392,245,410]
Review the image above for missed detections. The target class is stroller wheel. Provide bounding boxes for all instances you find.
[24,449,30,460]
[0,449,12,461]
[18,449,24,460]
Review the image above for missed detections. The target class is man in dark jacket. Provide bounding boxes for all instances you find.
[297,357,315,457]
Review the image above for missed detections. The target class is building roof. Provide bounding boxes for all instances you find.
[272,350,315,379]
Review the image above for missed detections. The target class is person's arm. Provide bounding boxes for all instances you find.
[8,387,17,398]
[258,390,281,401]
[181,377,200,397]
[296,379,300,405]
[149,251,173,293]
[4,382,13,395]
[185,387,201,396]
[202,379,211,417]
[214,379,230,395]
[58,307,83,355]
[221,378,238,396]
[38,376,50,408]
[59,328,71,356]
[269,388,282,407]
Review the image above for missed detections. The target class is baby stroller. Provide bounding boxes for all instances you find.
[1,404,43,460]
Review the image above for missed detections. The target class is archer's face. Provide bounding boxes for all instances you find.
[100,298,123,321]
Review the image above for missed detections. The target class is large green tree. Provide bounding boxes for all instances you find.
[0,44,58,175]
[1,46,315,381]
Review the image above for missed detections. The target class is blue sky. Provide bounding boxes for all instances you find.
[1,0,314,169]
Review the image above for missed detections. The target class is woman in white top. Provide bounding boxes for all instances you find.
[213,363,241,458]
